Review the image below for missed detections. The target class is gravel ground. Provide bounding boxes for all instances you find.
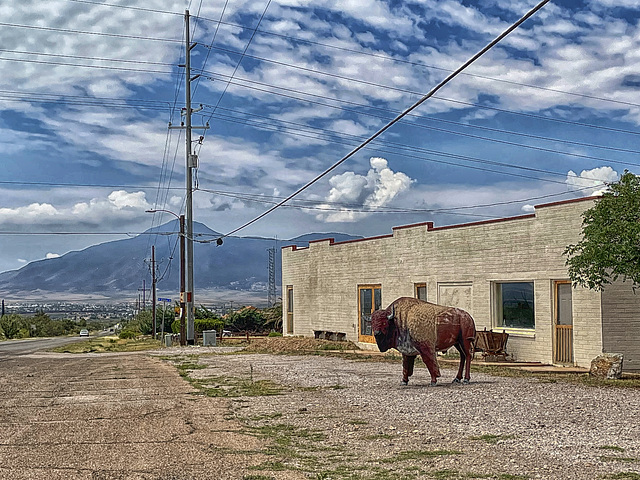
[175,349,640,480]
[2,343,638,480]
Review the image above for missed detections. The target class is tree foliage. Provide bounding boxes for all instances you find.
[0,311,81,339]
[227,307,267,333]
[564,171,640,291]
[121,310,152,337]
[262,302,283,331]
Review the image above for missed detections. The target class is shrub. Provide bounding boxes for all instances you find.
[268,331,283,337]
[119,330,137,339]
[195,317,225,333]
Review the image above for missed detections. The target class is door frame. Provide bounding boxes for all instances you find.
[286,285,294,334]
[358,284,381,343]
[553,280,574,364]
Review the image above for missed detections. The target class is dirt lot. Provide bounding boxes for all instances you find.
[1,340,639,480]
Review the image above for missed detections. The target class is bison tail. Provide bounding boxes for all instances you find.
[467,336,476,357]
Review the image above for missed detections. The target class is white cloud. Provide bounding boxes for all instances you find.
[521,204,535,213]
[0,190,150,228]
[17,258,27,264]
[315,157,413,222]
[566,166,619,196]
[45,253,61,259]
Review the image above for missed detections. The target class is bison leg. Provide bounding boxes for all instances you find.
[452,343,465,382]
[401,354,416,385]
[418,346,440,386]
[462,336,474,383]
[453,337,474,384]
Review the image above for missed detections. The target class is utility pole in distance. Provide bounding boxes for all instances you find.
[169,9,209,345]
[145,209,187,346]
[151,245,156,340]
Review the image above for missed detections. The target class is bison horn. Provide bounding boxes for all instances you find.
[387,304,395,321]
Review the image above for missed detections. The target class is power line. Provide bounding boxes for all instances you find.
[0,180,183,189]
[206,105,640,169]
[0,231,175,236]
[0,56,178,76]
[5,76,638,154]
[0,22,183,43]
[8,5,638,116]
[0,48,176,67]
[202,71,640,138]
[191,0,230,98]
[200,72,640,153]
[203,0,272,126]
[63,0,182,16]
[194,16,640,112]
[216,0,551,240]
[199,43,640,112]
[196,185,599,215]
[199,107,638,184]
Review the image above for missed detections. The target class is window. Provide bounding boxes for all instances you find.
[286,286,294,334]
[358,285,381,342]
[415,283,427,301]
[494,282,534,329]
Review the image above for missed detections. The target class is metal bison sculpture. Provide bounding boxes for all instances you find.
[371,297,476,386]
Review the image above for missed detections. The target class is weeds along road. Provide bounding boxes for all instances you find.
[1,341,639,480]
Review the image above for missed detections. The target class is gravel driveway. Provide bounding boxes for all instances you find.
[174,349,640,480]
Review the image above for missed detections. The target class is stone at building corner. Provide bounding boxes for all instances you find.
[589,353,624,379]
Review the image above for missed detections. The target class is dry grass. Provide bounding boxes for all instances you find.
[51,336,161,353]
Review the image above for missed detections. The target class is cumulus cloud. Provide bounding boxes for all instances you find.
[566,166,619,196]
[0,190,150,228]
[521,204,535,213]
[46,253,61,259]
[315,157,413,222]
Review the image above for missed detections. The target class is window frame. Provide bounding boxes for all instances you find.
[414,283,427,302]
[492,281,536,333]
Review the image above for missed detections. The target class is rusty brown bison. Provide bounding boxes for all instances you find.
[371,297,476,386]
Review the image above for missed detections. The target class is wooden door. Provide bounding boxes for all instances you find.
[358,285,381,343]
[554,281,573,364]
[286,286,294,334]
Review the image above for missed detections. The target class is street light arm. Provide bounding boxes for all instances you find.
[146,208,180,220]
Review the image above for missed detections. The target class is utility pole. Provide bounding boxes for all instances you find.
[168,9,209,345]
[179,214,186,346]
[267,245,276,307]
[146,209,186,346]
[138,281,149,311]
[151,246,157,340]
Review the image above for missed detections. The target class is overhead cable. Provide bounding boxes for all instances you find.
[216,0,551,240]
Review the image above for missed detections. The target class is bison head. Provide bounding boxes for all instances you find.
[371,304,396,352]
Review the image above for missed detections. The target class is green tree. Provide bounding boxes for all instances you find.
[227,307,266,333]
[262,302,283,331]
[0,314,28,339]
[564,171,640,291]
[124,310,153,335]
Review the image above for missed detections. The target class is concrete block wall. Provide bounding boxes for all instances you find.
[601,280,640,371]
[282,197,606,368]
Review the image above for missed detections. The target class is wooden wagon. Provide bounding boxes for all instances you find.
[474,327,509,360]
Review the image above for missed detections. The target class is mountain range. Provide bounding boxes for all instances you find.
[0,221,361,300]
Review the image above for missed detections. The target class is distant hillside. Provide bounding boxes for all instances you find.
[0,222,362,296]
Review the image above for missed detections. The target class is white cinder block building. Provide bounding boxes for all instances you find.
[281,197,639,371]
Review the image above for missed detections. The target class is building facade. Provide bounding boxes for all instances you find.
[281,197,639,371]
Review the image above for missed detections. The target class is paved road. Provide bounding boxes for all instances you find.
[0,351,267,480]
[0,335,95,357]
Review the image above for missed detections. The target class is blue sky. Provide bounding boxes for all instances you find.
[0,0,639,274]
